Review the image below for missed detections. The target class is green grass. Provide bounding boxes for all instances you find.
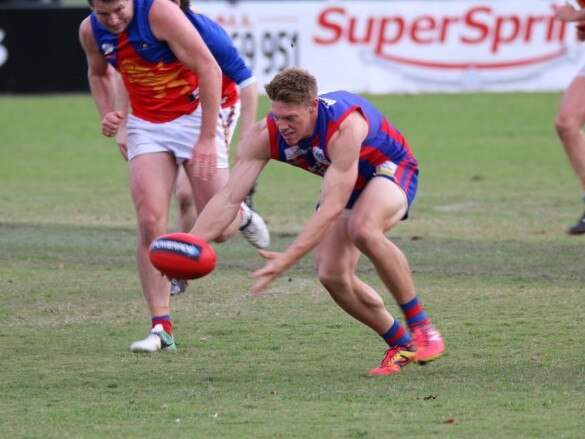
[0,93,584,438]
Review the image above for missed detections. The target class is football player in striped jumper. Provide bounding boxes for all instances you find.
[112,0,263,296]
[79,0,269,353]
[188,68,445,375]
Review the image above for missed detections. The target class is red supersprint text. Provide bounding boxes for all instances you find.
[314,6,569,54]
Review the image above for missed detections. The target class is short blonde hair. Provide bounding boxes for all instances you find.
[264,68,318,106]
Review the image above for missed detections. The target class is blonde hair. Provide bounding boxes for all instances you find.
[264,68,318,106]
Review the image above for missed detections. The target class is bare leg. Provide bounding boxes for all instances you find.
[348,177,445,363]
[183,165,241,242]
[315,214,417,375]
[314,217,395,335]
[555,76,585,233]
[174,166,198,232]
[129,152,177,317]
[348,178,414,305]
[555,76,585,192]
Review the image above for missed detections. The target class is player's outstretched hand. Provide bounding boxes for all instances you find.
[250,250,289,296]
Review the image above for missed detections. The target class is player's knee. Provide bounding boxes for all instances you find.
[211,232,230,244]
[137,211,165,245]
[555,114,580,136]
[347,223,379,253]
[554,115,567,134]
[318,266,349,292]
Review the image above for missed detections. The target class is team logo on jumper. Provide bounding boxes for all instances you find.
[190,87,200,101]
[319,97,336,108]
[139,42,152,50]
[312,146,329,165]
[101,43,115,59]
[375,161,397,178]
[0,29,8,68]
[284,145,305,161]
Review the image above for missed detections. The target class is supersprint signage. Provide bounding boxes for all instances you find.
[198,0,585,93]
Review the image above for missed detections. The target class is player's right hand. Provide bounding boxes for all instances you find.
[101,111,125,138]
[250,250,290,296]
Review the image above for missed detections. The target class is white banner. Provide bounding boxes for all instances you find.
[197,0,585,93]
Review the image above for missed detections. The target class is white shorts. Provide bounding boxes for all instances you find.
[127,101,241,169]
[577,64,585,77]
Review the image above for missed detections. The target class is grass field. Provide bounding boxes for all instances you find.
[0,93,583,438]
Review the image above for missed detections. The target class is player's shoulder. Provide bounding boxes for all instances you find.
[79,15,92,32]
[148,0,190,40]
[79,16,96,47]
[149,0,173,16]
[148,0,183,23]
[251,118,271,143]
[250,118,269,138]
[236,119,271,161]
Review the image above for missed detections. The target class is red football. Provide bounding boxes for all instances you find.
[149,233,216,279]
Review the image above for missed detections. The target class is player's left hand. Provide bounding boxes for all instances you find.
[190,137,217,181]
[250,250,290,295]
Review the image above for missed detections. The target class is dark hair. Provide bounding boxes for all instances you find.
[264,68,318,106]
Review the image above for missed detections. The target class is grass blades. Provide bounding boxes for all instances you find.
[0,93,583,438]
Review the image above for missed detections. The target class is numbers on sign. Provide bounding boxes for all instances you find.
[234,32,255,70]
[230,31,299,76]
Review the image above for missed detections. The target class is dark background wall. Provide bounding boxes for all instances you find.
[0,7,90,93]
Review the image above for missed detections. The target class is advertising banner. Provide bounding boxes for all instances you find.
[0,1,582,94]
[197,0,585,93]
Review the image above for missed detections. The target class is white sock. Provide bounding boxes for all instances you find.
[239,202,252,229]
